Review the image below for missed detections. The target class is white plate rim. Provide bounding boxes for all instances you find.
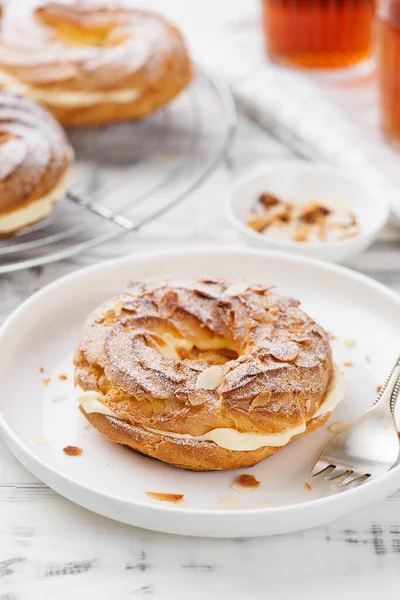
[1,247,400,530]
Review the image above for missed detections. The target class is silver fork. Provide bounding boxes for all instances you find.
[310,355,400,487]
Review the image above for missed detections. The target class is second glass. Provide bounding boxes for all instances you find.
[261,0,376,71]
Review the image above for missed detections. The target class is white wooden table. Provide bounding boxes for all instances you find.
[2,1,400,597]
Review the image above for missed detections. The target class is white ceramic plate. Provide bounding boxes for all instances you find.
[1,248,400,538]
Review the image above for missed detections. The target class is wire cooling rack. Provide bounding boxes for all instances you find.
[0,63,237,274]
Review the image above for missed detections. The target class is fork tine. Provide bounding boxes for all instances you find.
[339,473,371,487]
[310,459,332,477]
[324,466,351,481]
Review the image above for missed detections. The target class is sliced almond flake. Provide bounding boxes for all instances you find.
[216,497,246,510]
[343,339,356,348]
[262,341,299,362]
[232,474,260,493]
[328,421,349,434]
[63,445,82,456]
[114,300,124,316]
[195,365,223,390]
[232,483,256,494]
[250,391,272,408]
[146,492,184,504]
[225,282,249,297]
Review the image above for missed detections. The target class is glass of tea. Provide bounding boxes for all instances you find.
[378,0,400,146]
[261,0,376,72]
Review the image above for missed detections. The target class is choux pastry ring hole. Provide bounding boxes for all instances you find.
[149,328,239,365]
[35,6,129,47]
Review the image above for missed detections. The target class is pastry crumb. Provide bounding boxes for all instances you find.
[376,385,382,394]
[328,421,349,434]
[39,367,44,373]
[58,374,68,381]
[145,492,184,504]
[304,482,312,491]
[42,377,51,386]
[328,333,337,341]
[63,445,82,456]
[365,355,370,363]
[343,361,354,367]
[343,339,356,348]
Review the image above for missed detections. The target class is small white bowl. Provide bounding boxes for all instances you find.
[227,161,390,263]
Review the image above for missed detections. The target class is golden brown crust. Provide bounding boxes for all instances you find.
[0,2,192,126]
[81,407,331,471]
[0,92,71,232]
[74,278,334,470]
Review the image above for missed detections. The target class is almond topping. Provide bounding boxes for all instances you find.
[195,365,223,390]
[261,341,299,362]
[250,390,272,408]
[63,445,82,456]
[159,290,179,318]
[343,361,354,367]
[114,300,123,317]
[146,492,184,503]
[225,282,249,297]
[58,374,68,381]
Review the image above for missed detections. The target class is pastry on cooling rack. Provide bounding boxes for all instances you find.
[0,92,72,237]
[74,278,345,471]
[0,1,192,127]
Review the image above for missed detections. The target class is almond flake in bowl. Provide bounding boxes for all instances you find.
[227,161,389,263]
[247,194,361,243]
[195,365,223,390]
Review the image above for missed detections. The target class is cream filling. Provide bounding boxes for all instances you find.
[0,170,69,233]
[75,364,345,452]
[75,389,121,418]
[0,69,140,107]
